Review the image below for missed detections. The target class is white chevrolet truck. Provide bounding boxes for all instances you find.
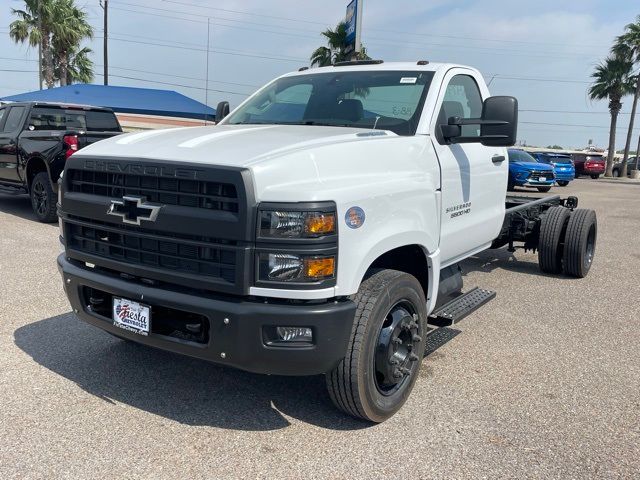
[57,61,597,422]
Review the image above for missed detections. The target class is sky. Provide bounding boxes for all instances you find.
[1,0,639,149]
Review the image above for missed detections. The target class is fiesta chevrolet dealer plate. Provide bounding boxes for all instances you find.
[112,297,151,336]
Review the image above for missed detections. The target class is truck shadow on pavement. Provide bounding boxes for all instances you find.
[460,247,574,279]
[14,312,374,431]
[0,193,40,222]
[15,313,458,432]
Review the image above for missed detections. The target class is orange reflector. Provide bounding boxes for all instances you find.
[304,257,335,279]
[305,213,335,235]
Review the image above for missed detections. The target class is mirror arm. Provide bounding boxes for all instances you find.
[448,116,509,126]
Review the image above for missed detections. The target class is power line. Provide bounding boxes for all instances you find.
[156,0,608,50]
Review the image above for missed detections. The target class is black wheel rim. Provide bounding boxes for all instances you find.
[32,180,48,216]
[585,224,596,268]
[374,300,422,396]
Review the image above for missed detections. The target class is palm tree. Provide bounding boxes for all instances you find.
[55,45,94,84]
[50,0,93,86]
[613,16,640,175]
[10,0,56,88]
[588,55,635,177]
[310,22,370,67]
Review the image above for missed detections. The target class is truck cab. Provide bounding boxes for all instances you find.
[56,61,595,422]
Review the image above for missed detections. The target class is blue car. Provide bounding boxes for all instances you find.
[507,149,555,192]
[530,152,575,186]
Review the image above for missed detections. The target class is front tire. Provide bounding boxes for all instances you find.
[537,186,552,192]
[326,269,428,423]
[557,181,569,186]
[30,172,57,223]
[591,174,600,179]
[612,169,620,178]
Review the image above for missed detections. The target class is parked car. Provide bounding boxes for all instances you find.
[0,101,123,222]
[530,152,575,186]
[507,149,555,192]
[571,152,606,179]
[611,156,638,177]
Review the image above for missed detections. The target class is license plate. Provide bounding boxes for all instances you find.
[539,177,546,182]
[112,297,151,336]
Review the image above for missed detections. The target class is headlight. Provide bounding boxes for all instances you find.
[259,210,335,239]
[258,253,335,282]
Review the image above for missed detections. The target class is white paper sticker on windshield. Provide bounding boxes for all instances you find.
[400,77,417,84]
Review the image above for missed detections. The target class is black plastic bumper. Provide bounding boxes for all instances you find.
[57,254,355,376]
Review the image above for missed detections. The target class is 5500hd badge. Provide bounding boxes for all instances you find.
[446,202,472,218]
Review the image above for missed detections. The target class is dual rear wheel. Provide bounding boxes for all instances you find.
[538,206,597,278]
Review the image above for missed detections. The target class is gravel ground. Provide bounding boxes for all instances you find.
[0,179,638,479]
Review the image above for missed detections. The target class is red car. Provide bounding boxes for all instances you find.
[571,153,606,179]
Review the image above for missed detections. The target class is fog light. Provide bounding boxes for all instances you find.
[276,326,313,342]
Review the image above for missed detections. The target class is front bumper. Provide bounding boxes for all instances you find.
[554,171,575,181]
[58,254,355,376]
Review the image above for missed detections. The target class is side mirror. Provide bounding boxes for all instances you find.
[215,101,230,123]
[441,96,518,147]
[480,96,518,147]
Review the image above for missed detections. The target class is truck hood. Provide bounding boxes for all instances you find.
[75,124,396,167]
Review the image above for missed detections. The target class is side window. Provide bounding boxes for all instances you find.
[0,108,6,130]
[246,83,313,123]
[3,106,26,133]
[439,75,483,138]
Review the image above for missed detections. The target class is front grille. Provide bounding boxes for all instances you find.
[66,218,237,283]
[67,169,239,212]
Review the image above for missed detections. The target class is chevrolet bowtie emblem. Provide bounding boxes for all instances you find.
[107,195,163,225]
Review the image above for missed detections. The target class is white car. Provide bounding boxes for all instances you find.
[57,60,597,422]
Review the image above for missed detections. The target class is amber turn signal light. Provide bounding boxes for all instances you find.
[304,256,335,280]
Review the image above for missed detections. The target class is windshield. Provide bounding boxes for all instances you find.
[225,70,435,136]
[546,155,572,164]
[508,150,537,163]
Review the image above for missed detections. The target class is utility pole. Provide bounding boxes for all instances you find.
[100,0,109,85]
[204,16,211,124]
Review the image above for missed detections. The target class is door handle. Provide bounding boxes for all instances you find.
[492,155,505,164]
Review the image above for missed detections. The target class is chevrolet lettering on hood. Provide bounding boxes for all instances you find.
[83,159,202,180]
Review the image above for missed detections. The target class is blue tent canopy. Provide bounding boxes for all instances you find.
[1,84,216,121]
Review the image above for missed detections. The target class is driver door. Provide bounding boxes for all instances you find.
[429,70,508,265]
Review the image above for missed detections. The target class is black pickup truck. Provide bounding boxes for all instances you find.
[0,102,122,222]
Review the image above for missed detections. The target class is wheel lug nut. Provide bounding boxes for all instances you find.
[393,368,403,379]
[412,334,422,342]
[409,353,419,362]
[400,366,411,375]
[390,358,399,366]
[392,338,402,345]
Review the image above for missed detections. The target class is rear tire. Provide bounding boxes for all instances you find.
[563,209,597,278]
[538,206,571,274]
[30,172,57,223]
[590,174,600,179]
[612,169,620,178]
[557,181,569,187]
[507,176,515,191]
[326,269,428,423]
[537,186,552,192]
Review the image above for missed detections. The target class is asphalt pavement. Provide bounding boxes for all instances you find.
[0,179,638,479]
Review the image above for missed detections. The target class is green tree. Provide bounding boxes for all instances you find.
[613,15,640,174]
[588,55,635,177]
[310,21,370,67]
[9,0,93,88]
[55,45,94,85]
[10,0,56,88]
[50,0,93,86]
